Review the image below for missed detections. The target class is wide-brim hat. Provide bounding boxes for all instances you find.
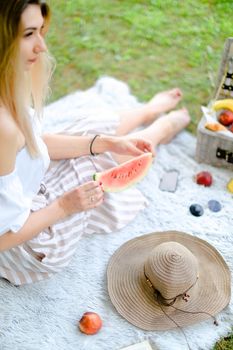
[107,231,231,331]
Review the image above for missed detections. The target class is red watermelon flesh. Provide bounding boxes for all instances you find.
[93,152,153,192]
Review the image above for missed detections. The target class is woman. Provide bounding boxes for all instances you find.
[0,0,190,285]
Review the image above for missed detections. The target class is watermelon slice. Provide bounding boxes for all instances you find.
[93,152,153,192]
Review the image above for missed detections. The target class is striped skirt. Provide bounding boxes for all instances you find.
[0,110,148,285]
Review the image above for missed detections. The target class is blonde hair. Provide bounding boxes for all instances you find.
[0,1,54,157]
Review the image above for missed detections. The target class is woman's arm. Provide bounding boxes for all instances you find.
[0,111,18,175]
[43,133,154,160]
[0,200,64,251]
[0,180,103,252]
[42,134,113,160]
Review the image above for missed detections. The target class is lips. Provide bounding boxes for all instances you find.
[28,57,38,64]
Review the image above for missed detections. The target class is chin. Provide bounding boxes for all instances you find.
[25,62,34,71]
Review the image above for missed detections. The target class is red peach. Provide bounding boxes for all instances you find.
[78,312,102,335]
[218,109,233,126]
[195,171,213,187]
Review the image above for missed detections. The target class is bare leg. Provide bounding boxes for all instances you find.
[116,88,183,135]
[133,108,191,145]
[113,108,191,164]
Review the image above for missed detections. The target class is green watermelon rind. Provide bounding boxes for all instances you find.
[93,153,153,192]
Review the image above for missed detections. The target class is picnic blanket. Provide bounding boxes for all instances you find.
[0,77,232,350]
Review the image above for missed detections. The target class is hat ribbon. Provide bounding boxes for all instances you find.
[144,267,219,350]
[145,271,198,306]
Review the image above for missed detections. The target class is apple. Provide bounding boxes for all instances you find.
[218,109,233,126]
[195,171,213,187]
[78,312,102,335]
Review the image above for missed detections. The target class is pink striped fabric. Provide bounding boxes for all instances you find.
[0,111,148,285]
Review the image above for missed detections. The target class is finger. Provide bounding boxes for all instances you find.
[136,140,155,156]
[144,142,154,155]
[93,196,104,208]
[88,192,104,208]
[85,186,103,202]
[82,181,102,192]
[136,140,152,152]
[88,186,104,199]
[149,147,155,157]
[85,184,103,197]
[128,145,144,156]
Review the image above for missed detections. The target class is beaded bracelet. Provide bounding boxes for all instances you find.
[90,134,100,156]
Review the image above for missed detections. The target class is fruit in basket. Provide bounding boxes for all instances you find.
[195,171,213,186]
[218,109,233,126]
[212,99,233,113]
[204,122,226,132]
[78,312,103,335]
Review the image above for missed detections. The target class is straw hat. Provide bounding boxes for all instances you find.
[107,231,231,331]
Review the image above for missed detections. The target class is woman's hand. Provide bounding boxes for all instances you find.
[108,136,154,157]
[57,181,104,217]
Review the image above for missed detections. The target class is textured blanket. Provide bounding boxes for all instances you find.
[0,77,232,350]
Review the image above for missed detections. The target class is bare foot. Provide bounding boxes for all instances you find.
[124,108,191,153]
[158,108,191,144]
[144,88,183,124]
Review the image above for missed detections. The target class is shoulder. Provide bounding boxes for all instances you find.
[0,107,18,176]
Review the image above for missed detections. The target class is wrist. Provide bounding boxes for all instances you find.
[52,198,68,221]
[90,134,115,154]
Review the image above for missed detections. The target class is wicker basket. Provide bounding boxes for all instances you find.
[196,37,233,170]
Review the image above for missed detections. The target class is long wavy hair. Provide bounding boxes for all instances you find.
[0,0,54,157]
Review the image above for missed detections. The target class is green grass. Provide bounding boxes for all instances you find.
[46,1,232,348]
[46,0,233,135]
[214,330,233,350]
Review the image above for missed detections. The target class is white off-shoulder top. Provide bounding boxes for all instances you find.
[0,116,50,235]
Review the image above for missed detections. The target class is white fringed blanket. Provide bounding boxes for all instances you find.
[0,77,232,350]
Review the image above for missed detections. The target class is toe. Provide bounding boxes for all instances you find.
[173,88,183,98]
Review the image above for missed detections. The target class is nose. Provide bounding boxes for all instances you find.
[34,35,47,54]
